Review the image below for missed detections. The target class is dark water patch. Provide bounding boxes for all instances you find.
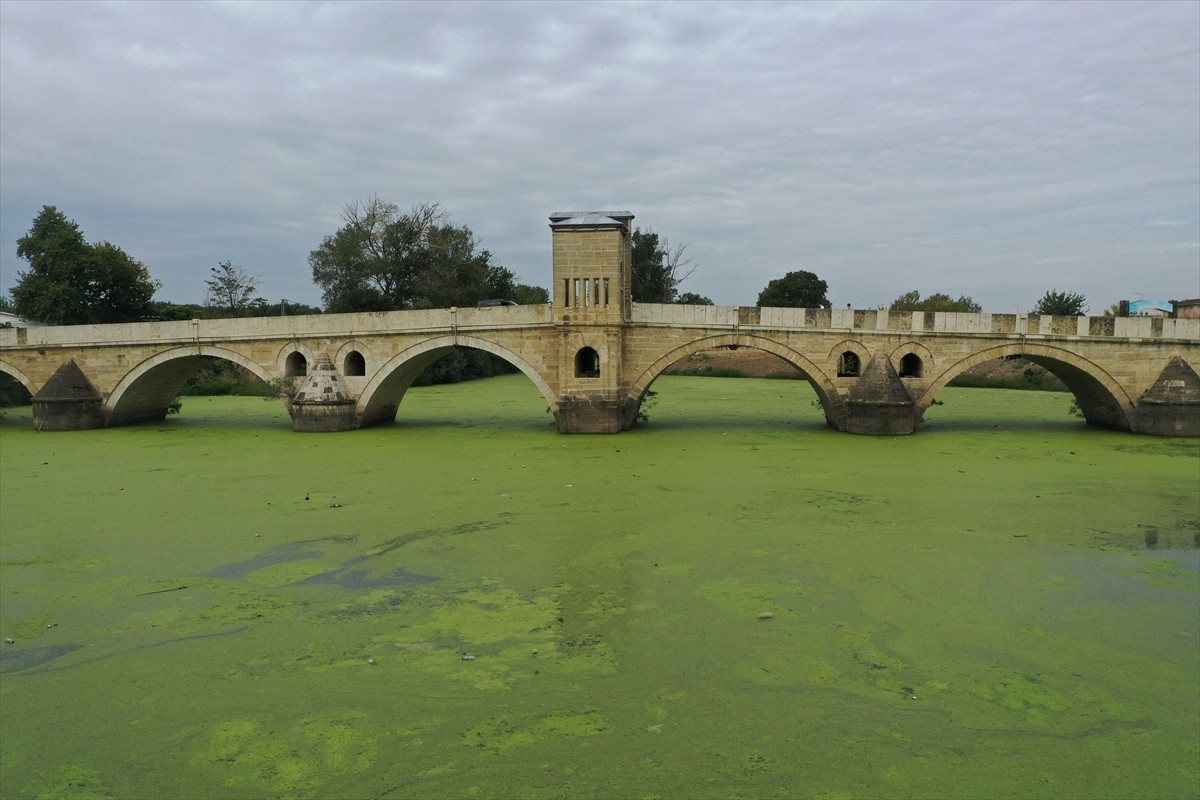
[5,628,250,676]
[1110,442,1200,458]
[294,560,438,590]
[0,643,83,674]
[207,543,324,579]
[365,520,503,556]
[1092,524,1200,551]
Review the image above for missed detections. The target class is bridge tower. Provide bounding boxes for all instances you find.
[549,211,636,433]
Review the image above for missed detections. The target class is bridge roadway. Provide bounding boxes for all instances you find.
[1,302,1198,436]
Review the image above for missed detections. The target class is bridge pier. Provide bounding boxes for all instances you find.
[1133,355,1200,436]
[842,354,917,435]
[554,394,631,434]
[290,355,358,432]
[31,360,105,431]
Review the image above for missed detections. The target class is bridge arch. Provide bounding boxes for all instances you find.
[278,342,317,377]
[630,334,845,428]
[358,335,558,427]
[828,339,871,378]
[334,341,372,377]
[891,342,934,379]
[0,358,37,396]
[917,343,1134,430]
[107,345,275,426]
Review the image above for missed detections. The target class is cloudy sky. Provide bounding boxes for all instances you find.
[1,0,1197,312]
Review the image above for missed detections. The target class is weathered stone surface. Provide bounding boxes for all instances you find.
[291,355,358,432]
[31,360,105,430]
[1137,356,1200,436]
[844,355,916,435]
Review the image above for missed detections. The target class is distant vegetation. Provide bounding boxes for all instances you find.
[888,290,981,313]
[756,270,829,308]
[1032,289,1088,316]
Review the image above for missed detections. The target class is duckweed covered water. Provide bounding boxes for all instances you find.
[1,375,1197,799]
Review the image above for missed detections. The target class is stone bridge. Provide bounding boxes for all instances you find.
[2,210,1198,436]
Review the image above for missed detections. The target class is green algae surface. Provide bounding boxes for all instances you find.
[1,375,1197,799]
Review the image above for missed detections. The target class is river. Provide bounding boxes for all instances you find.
[1,375,1196,799]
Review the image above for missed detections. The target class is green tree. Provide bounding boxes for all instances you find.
[204,261,261,317]
[511,283,550,304]
[250,300,323,317]
[149,301,205,321]
[12,205,159,324]
[756,270,829,308]
[415,224,514,308]
[631,228,695,303]
[888,290,981,313]
[0,294,14,312]
[675,292,713,305]
[310,198,519,312]
[1032,289,1087,316]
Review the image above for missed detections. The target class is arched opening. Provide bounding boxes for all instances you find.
[343,350,366,377]
[837,351,861,378]
[285,352,308,377]
[633,337,844,431]
[105,348,273,426]
[899,353,923,378]
[0,371,33,413]
[358,337,558,429]
[917,346,1133,432]
[575,347,600,378]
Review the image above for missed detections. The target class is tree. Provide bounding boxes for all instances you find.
[511,283,550,305]
[149,301,205,321]
[888,290,981,313]
[0,295,14,312]
[630,228,696,303]
[1032,289,1087,316]
[675,292,713,305]
[204,261,261,317]
[756,270,829,308]
[309,198,519,312]
[12,205,159,324]
[250,299,323,317]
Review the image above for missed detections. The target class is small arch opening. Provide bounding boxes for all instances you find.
[837,351,861,377]
[575,346,600,378]
[344,350,366,376]
[285,352,308,377]
[899,353,923,378]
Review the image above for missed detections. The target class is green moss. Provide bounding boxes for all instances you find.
[1,379,1197,799]
[461,709,611,753]
[188,713,375,797]
[28,764,113,800]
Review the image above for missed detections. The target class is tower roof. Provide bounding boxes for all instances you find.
[549,211,633,229]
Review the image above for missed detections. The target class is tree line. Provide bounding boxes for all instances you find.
[5,203,1095,327]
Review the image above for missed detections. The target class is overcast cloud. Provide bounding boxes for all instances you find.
[1,0,1197,312]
